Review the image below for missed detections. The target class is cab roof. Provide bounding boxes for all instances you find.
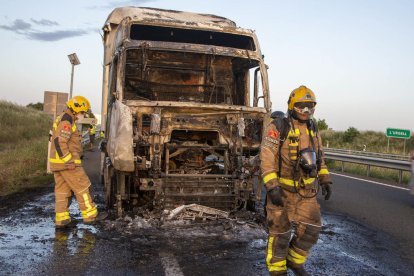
[104,7,237,30]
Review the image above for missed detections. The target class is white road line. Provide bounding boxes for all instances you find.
[159,252,184,276]
[330,172,410,191]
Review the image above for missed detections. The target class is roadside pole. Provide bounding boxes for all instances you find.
[387,137,389,153]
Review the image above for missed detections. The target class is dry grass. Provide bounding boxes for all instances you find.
[321,129,413,185]
[0,101,51,145]
[0,101,53,196]
[321,129,414,155]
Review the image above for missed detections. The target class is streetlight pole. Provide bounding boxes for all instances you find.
[67,53,80,99]
[69,64,75,99]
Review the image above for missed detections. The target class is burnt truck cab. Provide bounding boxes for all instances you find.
[101,7,271,215]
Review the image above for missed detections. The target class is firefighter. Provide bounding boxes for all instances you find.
[49,96,99,228]
[88,124,96,150]
[260,86,332,275]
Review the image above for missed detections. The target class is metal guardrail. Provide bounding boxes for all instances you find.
[325,148,410,161]
[324,149,411,184]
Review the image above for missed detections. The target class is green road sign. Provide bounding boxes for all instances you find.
[386,128,411,139]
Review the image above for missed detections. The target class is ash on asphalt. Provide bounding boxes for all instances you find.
[1,191,414,275]
[1,149,414,275]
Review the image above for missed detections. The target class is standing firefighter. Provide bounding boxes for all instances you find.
[49,96,99,228]
[88,124,96,151]
[260,86,332,275]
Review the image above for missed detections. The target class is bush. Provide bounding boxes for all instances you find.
[26,102,44,111]
[316,118,329,130]
[343,127,360,143]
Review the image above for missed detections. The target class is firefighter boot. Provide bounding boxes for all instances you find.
[83,211,108,225]
[270,271,287,276]
[287,261,309,276]
[55,215,74,229]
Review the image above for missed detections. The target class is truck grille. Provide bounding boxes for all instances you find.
[163,176,235,210]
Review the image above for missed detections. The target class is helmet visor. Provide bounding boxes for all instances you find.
[293,102,315,115]
[295,102,315,109]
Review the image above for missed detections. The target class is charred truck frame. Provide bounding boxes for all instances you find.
[101,7,271,216]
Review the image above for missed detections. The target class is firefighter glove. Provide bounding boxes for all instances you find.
[65,162,76,170]
[321,182,332,200]
[267,186,285,207]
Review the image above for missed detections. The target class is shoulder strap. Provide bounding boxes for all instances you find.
[310,118,319,134]
[271,117,290,176]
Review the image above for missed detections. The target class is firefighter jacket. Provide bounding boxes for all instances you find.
[49,109,83,171]
[260,118,332,192]
[89,125,96,135]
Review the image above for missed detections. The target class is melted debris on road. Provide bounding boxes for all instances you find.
[1,189,414,275]
[102,203,266,239]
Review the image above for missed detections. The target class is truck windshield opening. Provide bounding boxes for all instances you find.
[130,24,256,51]
[124,49,259,105]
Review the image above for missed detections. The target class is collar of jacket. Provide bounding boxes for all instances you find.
[65,108,76,123]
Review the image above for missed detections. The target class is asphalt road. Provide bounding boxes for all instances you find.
[1,148,414,275]
[320,172,414,262]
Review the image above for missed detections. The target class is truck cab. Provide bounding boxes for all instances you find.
[101,7,271,215]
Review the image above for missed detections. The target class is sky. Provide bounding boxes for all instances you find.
[0,0,413,132]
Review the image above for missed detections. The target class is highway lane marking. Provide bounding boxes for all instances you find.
[159,252,184,276]
[331,172,410,191]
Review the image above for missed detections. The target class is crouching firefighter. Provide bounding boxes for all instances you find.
[260,86,332,275]
[49,96,99,228]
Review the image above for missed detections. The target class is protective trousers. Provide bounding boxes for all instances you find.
[54,167,98,226]
[266,189,321,275]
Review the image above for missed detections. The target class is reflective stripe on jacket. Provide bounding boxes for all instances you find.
[260,118,332,192]
[49,110,83,171]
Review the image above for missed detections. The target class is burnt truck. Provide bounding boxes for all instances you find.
[100,7,272,216]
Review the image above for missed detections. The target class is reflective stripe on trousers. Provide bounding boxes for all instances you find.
[287,248,307,265]
[56,211,70,222]
[267,236,287,272]
[81,193,97,219]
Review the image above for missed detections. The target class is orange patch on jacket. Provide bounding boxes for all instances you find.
[267,130,279,139]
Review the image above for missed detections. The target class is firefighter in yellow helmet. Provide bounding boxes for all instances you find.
[49,96,99,228]
[260,86,332,275]
[88,124,96,151]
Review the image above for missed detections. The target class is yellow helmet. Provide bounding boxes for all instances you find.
[287,85,317,111]
[66,95,91,114]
